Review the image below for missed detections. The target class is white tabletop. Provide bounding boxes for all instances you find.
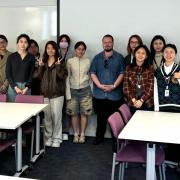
[0,103,47,129]
[0,175,38,180]
[119,110,180,144]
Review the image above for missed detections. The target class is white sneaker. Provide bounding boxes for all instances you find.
[45,139,52,147]
[62,133,68,141]
[51,142,60,148]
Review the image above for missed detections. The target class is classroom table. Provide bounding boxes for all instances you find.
[119,110,180,180]
[0,103,48,177]
[0,175,38,179]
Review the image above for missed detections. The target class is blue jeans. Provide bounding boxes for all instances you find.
[7,82,31,102]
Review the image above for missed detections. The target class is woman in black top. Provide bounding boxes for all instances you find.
[6,34,35,102]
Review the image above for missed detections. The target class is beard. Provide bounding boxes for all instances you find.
[104,48,113,52]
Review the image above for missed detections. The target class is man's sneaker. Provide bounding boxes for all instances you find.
[62,133,68,141]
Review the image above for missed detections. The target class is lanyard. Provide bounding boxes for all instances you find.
[160,63,178,87]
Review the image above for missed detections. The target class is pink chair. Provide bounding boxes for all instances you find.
[15,94,44,162]
[118,103,132,124]
[0,94,7,102]
[108,111,166,180]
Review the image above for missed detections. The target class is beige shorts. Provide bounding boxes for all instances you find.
[66,86,93,115]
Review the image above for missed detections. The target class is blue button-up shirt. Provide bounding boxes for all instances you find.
[90,50,125,100]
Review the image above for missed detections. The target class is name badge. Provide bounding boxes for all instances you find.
[165,89,169,97]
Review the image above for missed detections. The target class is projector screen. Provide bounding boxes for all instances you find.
[59,0,180,62]
[0,0,57,54]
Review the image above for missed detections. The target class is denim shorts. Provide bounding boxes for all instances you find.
[66,86,93,115]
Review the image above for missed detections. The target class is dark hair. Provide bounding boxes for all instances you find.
[29,39,39,49]
[150,35,166,58]
[74,41,87,50]
[42,41,59,63]
[58,34,71,46]
[127,34,143,54]
[16,34,30,45]
[131,45,150,69]
[0,34,8,42]
[163,43,177,54]
[102,34,114,42]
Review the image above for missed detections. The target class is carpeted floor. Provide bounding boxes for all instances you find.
[0,137,180,180]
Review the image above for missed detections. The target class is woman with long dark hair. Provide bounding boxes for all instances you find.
[34,41,67,147]
[123,45,154,114]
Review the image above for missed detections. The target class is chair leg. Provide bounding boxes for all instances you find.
[30,129,34,161]
[159,166,162,180]
[111,153,116,180]
[118,163,122,180]
[162,164,166,180]
[121,162,125,180]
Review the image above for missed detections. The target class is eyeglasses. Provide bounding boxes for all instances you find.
[104,59,108,69]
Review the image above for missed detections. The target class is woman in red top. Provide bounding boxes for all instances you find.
[123,44,154,114]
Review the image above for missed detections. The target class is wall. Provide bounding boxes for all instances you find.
[0,0,57,54]
[60,0,180,61]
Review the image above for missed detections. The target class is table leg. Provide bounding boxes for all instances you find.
[14,127,28,177]
[31,114,45,163]
[146,143,156,180]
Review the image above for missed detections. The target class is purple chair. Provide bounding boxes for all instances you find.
[0,94,7,102]
[15,94,44,162]
[108,111,166,180]
[118,103,132,124]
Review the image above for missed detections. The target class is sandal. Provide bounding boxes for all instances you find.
[73,135,79,143]
[79,135,85,144]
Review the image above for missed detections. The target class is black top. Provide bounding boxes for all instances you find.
[6,52,35,88]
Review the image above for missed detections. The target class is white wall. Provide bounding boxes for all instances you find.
[60,0,180,62]
[0,0,57,54]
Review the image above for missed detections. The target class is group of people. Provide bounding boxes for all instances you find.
[0,33,179,150]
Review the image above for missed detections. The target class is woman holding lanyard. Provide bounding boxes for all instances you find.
[154,44,180,166]
[6,34,35,102]
[123,45,154,114]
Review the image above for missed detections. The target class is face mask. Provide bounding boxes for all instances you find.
[59,42,69,49]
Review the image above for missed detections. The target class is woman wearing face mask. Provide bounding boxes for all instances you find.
[123,45,154,114]
[124,34,143,66]
[66,41,92,143]
[6,34,35,102]
[58,34,73,141]
[150,35,166,69]
[58,34,72,61]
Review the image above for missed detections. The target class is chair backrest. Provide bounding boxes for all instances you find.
[0,94,7,102]
[15,95,44,104]
[118,103,132,124]
[108,111,125,139]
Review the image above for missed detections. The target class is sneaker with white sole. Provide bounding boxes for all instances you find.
[62,133,69,141]
[51,142,60,148]
[45,139,52,147]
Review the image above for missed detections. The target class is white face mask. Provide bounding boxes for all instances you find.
[59,42,69,49]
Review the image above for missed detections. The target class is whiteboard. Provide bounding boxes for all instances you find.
[60,0,180,62]
[0,0,57,55]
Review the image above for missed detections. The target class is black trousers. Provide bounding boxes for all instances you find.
[93,97,124,140]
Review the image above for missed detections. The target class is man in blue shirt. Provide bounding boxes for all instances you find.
[90,34,125,145]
